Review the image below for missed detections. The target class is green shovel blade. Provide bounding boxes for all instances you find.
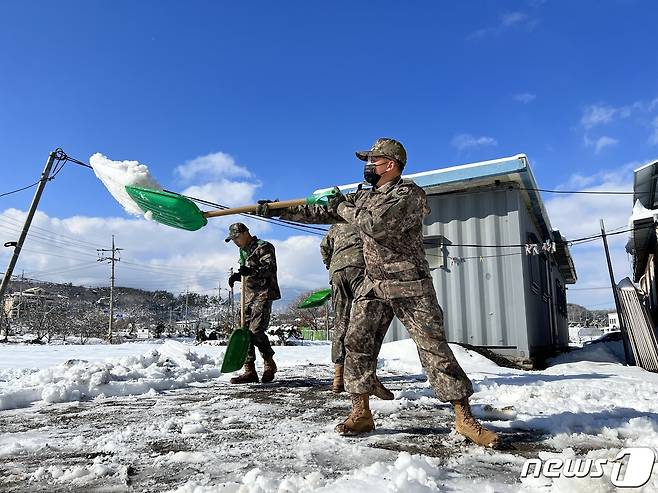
[220,327,252,373]
[125,186,208,231]
[297,288,332,309]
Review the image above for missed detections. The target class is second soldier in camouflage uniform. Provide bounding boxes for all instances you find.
[226,223,281,384]
[258,138,500,448]
[320,223,393,399]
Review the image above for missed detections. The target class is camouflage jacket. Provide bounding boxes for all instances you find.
[320,224,365,277]
[239,236,281,303]
[278,178,434,298]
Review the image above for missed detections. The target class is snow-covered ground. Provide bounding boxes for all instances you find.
[1,339,657,492]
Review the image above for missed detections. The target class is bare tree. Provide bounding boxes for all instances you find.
[0,304,10,342]
[21,297,65,343]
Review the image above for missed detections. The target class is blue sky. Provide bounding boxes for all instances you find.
[1,1,657,307]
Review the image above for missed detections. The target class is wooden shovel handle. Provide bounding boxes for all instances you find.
[240,275,245,327]
[203,199,307,218]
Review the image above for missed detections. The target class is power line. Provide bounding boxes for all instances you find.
[422,224,649,250]
[569,286,613,291]
[181,193,329,236]
[0,221,101,256]
[40,150,329,237]
[0,181,41,198]
[0,215,106,249]
[24,261,102,277]
[518,187,638,196]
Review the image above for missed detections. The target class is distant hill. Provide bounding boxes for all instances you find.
[567,303,614,326]
[5,279,319,317]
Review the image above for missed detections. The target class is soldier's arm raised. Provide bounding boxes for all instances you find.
[276,204,345,225]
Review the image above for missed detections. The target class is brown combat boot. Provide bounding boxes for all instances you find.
[452,397,500,448]
[229,362,259,384]
[371,375,394,400]
[332,364,345,393]
[335,394,375,436]
[261,357,277,383]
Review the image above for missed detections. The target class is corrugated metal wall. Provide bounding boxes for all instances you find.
[384,187,530,357]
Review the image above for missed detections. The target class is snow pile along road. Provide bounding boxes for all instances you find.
[89,152,162,216]
[0,341,222,411]
[2,339,658,491]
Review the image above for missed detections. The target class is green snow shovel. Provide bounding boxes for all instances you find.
[297,288,332,309]
[124,186,338,231]
[220,274,251,373]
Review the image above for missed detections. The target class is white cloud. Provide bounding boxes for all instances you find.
[650,116,658,145]
[650,97,658,112]
[182,180,260,208]
[174,152,251,183]
[272,236,327,290]
[513,93,536,104]
[580,104,618,129]
[583,135,619,154]
[468,11,536,40]
[579,98,658,131]
[595,136,618,153]
[501,12,528,27]
[451,134,498,151]
[545,163,638,308]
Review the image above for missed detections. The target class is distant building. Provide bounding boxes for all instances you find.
[608,312,619,330]
[137,327,152,339]
[3,287,67,319]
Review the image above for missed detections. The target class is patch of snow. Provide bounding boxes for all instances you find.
[89,152,162,217]
[0,341,223,410]
[548,339,626,365]
[181,423,208,434]
[32,456,128,485]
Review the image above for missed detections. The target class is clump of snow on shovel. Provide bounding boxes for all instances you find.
[89,153,162,217]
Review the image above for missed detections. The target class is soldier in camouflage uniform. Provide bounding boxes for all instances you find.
[226,223,281,384]
[320,224,393,399]
[258,139,500,448]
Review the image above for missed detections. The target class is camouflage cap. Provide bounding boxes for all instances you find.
[224,222,249,242]
[356,138,407,168]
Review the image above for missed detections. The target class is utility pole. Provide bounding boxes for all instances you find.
[0,150,58,330]
[324,302,329,341]
[600,219,631,364]
[184,289,189,331]
[228,268,235,330]
[217,282,221,330]
[97,235,123,343]
[16,270,24,319]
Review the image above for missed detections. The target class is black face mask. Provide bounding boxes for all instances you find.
[363,164,381,186]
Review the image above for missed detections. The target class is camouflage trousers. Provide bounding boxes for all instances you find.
[330,266,366,364]
[244,296,275,363]
[344,282,474,402]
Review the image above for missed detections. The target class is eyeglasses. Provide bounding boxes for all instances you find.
[367,155,393,166]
